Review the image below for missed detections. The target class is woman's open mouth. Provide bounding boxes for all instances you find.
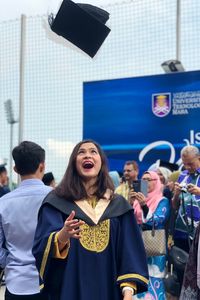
[82,161,94,169]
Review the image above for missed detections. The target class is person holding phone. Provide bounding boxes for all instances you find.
[115,160,139,200]
[33,139,149,300]
[130,171,170,300]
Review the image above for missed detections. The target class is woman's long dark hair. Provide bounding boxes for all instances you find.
[55,139,114,201]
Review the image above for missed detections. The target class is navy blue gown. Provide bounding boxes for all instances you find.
[33,191,149,300]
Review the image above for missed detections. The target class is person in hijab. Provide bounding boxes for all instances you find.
[157,167,172,185]
[33,139,149,300]
[109,170,121,189]
[130,171,170,300]
[156,166,173,202]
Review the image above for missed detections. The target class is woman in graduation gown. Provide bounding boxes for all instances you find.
[33,139,149,300]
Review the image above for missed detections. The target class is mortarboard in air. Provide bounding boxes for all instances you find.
[48,0,111,57]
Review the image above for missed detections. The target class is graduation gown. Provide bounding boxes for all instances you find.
[33,190,149,300]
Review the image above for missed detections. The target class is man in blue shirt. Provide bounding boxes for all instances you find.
[0,141,52,300]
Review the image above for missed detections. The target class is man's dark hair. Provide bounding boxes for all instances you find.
[42,172,55,186]
[12,141,45,176]
[125,160,139,173]
[55,139,114,201]
[0,165,7,175]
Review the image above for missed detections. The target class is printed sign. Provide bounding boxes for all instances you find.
[83,70,200,175]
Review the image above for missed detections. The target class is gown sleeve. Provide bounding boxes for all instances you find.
[32,203,67,293]
[116,210,149,294]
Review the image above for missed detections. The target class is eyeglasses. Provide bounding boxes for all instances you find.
[123,169,136,173]
[142,178,157,182]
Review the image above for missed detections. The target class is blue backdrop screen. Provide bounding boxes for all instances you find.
[83,70,200,175]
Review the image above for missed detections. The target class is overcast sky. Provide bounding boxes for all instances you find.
[0,0,112,21]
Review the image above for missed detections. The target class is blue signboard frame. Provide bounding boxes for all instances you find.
[83,70,200,175]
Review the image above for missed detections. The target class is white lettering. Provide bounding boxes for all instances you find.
[138,130,200,167]
[195,132,200,144]
[190,130,195,144]
[139,141,175,162]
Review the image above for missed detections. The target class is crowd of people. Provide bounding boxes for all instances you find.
[0,140,200,300]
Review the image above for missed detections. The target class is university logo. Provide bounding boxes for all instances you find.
[152,93,171,117]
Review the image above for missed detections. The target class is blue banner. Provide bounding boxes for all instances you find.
[83,70,200,175]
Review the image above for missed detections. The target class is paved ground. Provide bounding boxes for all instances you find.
[0,286,175,299]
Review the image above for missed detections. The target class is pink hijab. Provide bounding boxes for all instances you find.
[133,171,163,224]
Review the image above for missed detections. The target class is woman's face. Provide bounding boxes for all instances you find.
[76,142,102,181]
[142,173,157,193]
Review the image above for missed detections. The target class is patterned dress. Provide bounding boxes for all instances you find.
[133,198,170,300]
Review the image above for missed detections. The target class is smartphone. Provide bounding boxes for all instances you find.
[131,180,148,196]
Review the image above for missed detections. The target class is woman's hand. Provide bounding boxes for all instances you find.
[134,192,146,207]
[129,190,146,207]
[128,189,137,205]
[57,210,85,244]
[123,289,133,300]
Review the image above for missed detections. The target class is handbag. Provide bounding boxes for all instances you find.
[142,229,166,257]
[142,216,166,257]
[169,245,188,272]
[163,246,188,296]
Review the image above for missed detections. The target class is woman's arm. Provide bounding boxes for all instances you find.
[116,210,149,295]
[144,198,170,227]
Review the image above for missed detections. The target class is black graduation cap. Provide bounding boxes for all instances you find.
[159,160,179,172]
[49,0,111,57]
